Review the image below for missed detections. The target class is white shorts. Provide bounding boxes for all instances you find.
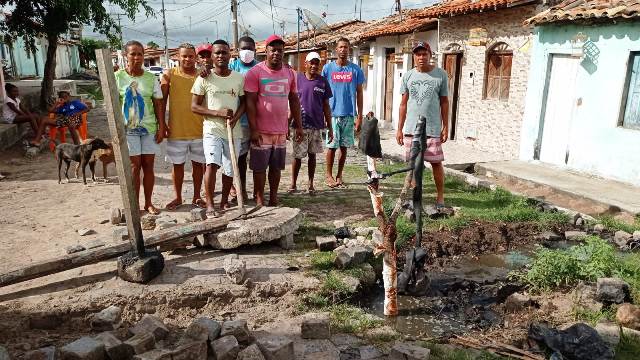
[203,133,240,177]
[165,139,205,164]
[127,133,159,156]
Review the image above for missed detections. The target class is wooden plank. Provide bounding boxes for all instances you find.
[95,49,145,256]
[226,120,245,214]
[0,217,230,288]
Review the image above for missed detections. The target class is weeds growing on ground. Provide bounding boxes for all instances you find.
[572,306,616,326]
[516,236,640,301]
[616,333,640,360]
[418,342,509,360]
[596,215,640,234]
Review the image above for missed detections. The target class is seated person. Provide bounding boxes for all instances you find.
[31,90,89,146]
[2,83,42,135]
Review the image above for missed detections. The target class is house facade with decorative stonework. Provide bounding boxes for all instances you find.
[415,0,543,158]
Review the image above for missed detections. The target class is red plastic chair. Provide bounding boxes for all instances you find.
[48,112,89,152]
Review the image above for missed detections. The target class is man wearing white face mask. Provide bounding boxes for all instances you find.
[228,36,258,202]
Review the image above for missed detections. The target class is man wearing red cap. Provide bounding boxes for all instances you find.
[397,41,449,208]
[196,43,214,72]
[244,35,303,206]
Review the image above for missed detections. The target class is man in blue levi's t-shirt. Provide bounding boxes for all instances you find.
[321,37,365,189]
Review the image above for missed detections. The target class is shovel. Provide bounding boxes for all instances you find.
[226,115,245,216]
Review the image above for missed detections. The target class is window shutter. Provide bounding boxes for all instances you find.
[499,54,512,100]
[485,54,501,99]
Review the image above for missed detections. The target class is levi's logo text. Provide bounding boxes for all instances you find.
[332,72,353,83]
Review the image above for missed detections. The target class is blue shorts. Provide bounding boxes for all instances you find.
[326,116,355,149]
[203,133,240,177]
[127,133,159,156]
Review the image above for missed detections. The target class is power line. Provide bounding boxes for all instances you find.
[121,25,186,44]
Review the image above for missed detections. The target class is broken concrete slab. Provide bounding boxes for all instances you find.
[211,336,239,360]
[207,207,301,250]
[141,216,156,231]
[90,306,122,331]
[60,337,105,360]
[237,344,266,360]
[170,341,207,360]
[389,342,430,360]
[132,350,171,360]
[78,228,95,236]
[223,256,247,284]
[220,320,250,345]
[359,345,384,360]
[316,236,337,252]
[278,233,295,250]
[257,336,294,360]
[183,317,221,342]
[334,246,371,269]
[113,228,129,242]
[595,321,621,347]
[191,208,207,222]
[193,234,213,248]
[301,313,331,339]
[565,231,588,241]
[614,231,632,248]
[86,240,106,249]
[24,347,56,360]
[124,333,155,355]
[130,315,169,341]
[94,332,134,360]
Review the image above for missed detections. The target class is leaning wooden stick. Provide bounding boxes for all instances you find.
[367,170,414,316]
[227,118,245,214]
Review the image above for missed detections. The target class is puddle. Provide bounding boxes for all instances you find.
[361,250,532,337]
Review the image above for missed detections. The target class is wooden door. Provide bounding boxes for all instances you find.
[443,53,462,140]
[538,55,580,166]
[384,54,394,122]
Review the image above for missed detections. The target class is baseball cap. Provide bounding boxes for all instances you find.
[265,34,285,47]
[196,43,213,54]
[305,52,321,62]
[412,41,432,53]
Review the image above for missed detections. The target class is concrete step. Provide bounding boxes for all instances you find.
[475,160,640,218]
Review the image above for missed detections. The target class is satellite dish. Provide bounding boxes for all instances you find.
[303,9,330,34]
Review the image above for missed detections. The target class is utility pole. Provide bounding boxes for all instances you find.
[280,21,286,38]
[161,0,170,68]
[212,20,219,40]
[111,13,126,48]
[296,7,301,71]
[359,0,363,20]
[396,0,403,21]
[231,0,239,49]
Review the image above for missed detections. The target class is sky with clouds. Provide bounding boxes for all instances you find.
[87,0,438,47]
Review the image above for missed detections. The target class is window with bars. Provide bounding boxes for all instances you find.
[620,52,640,130]
[483,43,513,101]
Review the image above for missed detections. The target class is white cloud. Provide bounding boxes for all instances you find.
[86,0,437,46]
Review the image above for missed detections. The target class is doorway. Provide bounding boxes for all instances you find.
[443,52,463,140]
[536,54,580,166]
[384,48,395,122]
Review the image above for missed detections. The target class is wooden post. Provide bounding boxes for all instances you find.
[227,119,245,214]
[95,49,145,257]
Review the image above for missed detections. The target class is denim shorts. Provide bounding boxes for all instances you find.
[127,133,159,156]
[203,133,240,177]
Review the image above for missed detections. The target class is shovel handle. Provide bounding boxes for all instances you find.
[227,119,245,214]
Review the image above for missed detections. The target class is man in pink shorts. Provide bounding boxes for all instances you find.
[245,35,303,206]
[396,41,449,208]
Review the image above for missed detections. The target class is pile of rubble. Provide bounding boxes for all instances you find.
[0,307,433,360]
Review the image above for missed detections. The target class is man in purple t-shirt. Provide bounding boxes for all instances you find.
[289,52,333,195]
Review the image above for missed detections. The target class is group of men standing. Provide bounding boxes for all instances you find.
[160,34,365,216]
[137,32,448,217]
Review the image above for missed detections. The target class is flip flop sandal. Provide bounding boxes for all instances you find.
[287,188,298,194]
[146,206,161,215]
[336,182,348,189]
[307,189,317,196]
[206,210,219,218]
[166,200,183,211]
[325,181,338,189]
[191,199,206,208]
[435,203,447,211]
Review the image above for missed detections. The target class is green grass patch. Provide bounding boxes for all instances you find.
[329,303,384,333]
[309,251,336,272]
[596,215,640,234]
[572,306,616,326]
[418,342,509,360]
[616,333,640,360]
[515,236,640,301]
[320,272,355,301]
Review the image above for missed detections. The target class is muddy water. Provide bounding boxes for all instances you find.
[361,251,532,338]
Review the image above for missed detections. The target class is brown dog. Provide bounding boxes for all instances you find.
[75,140,115,180]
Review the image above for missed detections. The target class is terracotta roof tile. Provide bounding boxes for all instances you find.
[416,0,536,17]
[525,0,640,24]
[360,15,437,40]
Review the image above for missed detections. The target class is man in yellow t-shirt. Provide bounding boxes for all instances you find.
[191,40,245,217]
[161,43,206,210]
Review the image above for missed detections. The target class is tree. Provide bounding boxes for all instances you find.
[0,0,153,110]
[146,41,159,49]
[79,38,110,68]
